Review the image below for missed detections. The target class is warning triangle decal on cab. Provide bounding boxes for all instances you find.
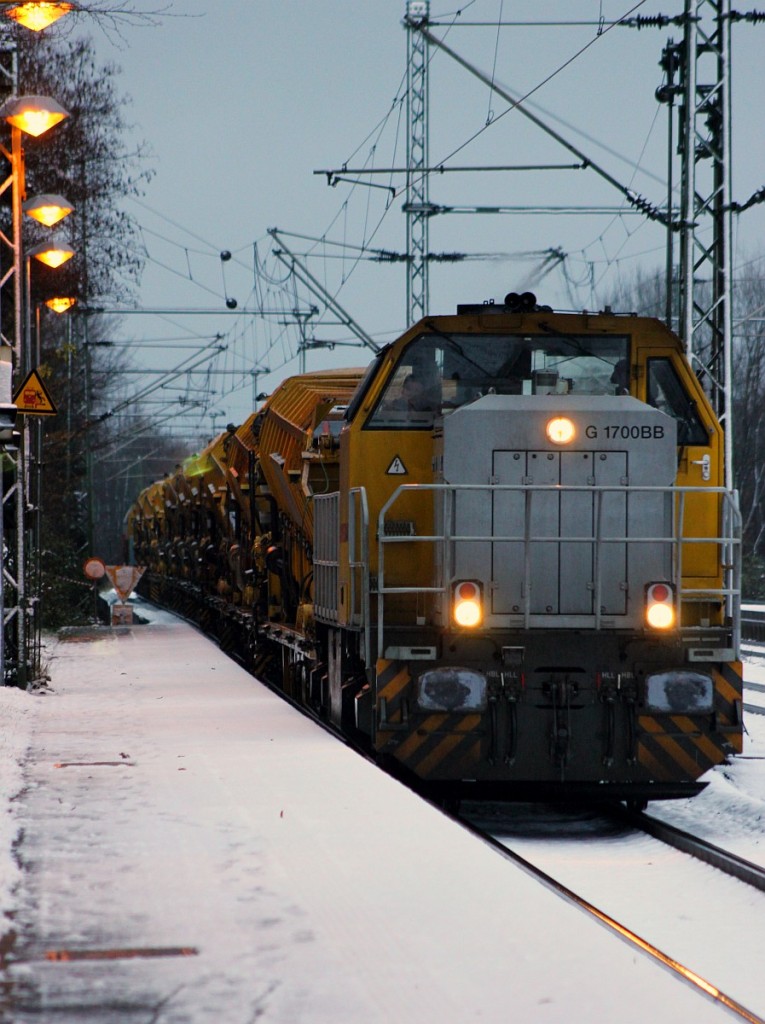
[386,456,408,475]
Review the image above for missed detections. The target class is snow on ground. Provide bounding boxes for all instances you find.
[1,605,764,1021]
[0,602,174,933]
[648,711,765,861]
[0,682,38,928]
[643,669,765,862]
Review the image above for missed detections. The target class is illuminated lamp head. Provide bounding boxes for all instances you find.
[546,416,576,445]
[23,193,74,227]
[45,296,76,313]
[5,3,74,32]
[28,239,74,268]
[0,95,69,137]
[645,582,676,630]
[452,580,483,628]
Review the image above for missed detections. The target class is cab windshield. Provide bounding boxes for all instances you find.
[367,330,630,428]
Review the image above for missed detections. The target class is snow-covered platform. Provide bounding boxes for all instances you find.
[3,612,737,1022]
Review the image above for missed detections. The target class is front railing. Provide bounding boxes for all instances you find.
[375,482,741,661]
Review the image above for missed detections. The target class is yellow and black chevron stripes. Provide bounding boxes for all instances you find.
[380,712,481,774]
[374,659,483,774]
[638,715,717,780]
[712,660,744,754]
[374,659,412,751]
[638,661,742,780]
[639,718,731,781]
[716,660,743,704]
[394,714,483,778]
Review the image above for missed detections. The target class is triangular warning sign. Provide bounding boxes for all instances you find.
[386,456,408,475]
[104,565,145,602]
[13,369,57,416]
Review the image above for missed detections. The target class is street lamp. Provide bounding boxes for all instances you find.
[0,94,69,137]
[45,295,76,313]
[28,237,74,268]
[3,2,74,32]
[0,95,69,364]
[23,192,73,227]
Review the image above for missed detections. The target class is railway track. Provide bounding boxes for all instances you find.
[744,675,765,717]
[738,628,765,715]
[457,806,765,1024]
[615,806,765,893]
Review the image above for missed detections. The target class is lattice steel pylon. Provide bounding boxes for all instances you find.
[0,32,27,687]
[677,0,734,487]
[404,0,431,325]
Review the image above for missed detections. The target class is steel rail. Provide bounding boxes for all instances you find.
[456,814,765,1024]
[611,807,765,893]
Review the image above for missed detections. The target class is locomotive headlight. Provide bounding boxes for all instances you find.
[645,582,676,630]
[546,416,576,445]
[452,580,483,628]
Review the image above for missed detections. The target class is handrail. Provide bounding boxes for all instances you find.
[375,482,741,661]
[348,486,370,663]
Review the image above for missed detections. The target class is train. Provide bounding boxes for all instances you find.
[126,291,743,808]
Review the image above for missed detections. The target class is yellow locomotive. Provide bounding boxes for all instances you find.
[129,293,743,806]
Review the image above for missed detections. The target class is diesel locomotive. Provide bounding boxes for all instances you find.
[127,293,743,806]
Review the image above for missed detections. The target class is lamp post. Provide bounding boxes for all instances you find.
[0,92,69,686]
[24,229,74,675]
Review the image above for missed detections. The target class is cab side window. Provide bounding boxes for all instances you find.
[646,358,708,446]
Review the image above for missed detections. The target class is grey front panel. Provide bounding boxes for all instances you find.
[560,451,627,615]
[492,451,629,616]
[440,395,678,627]
[452,483,492,587]
[492,451,560,614]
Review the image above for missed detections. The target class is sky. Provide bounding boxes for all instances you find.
[66,0,765,434]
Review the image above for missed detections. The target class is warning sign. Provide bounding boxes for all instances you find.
[386,456,408,475]
[104,565,145,602]
[13,369,57,416]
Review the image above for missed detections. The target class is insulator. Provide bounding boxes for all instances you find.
[625,189,668,225]
[730,10,765,23]
[630,14,673,29]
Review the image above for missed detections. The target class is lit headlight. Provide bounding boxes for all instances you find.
[452,580,482,628]
[546,416,576,444]
[645,582,675,630]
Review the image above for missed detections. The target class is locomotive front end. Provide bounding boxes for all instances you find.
[131,296,743,809]
[359,307,742,802]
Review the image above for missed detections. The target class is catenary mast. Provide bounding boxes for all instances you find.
[677,0,734,488]
[404,0,431,324]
